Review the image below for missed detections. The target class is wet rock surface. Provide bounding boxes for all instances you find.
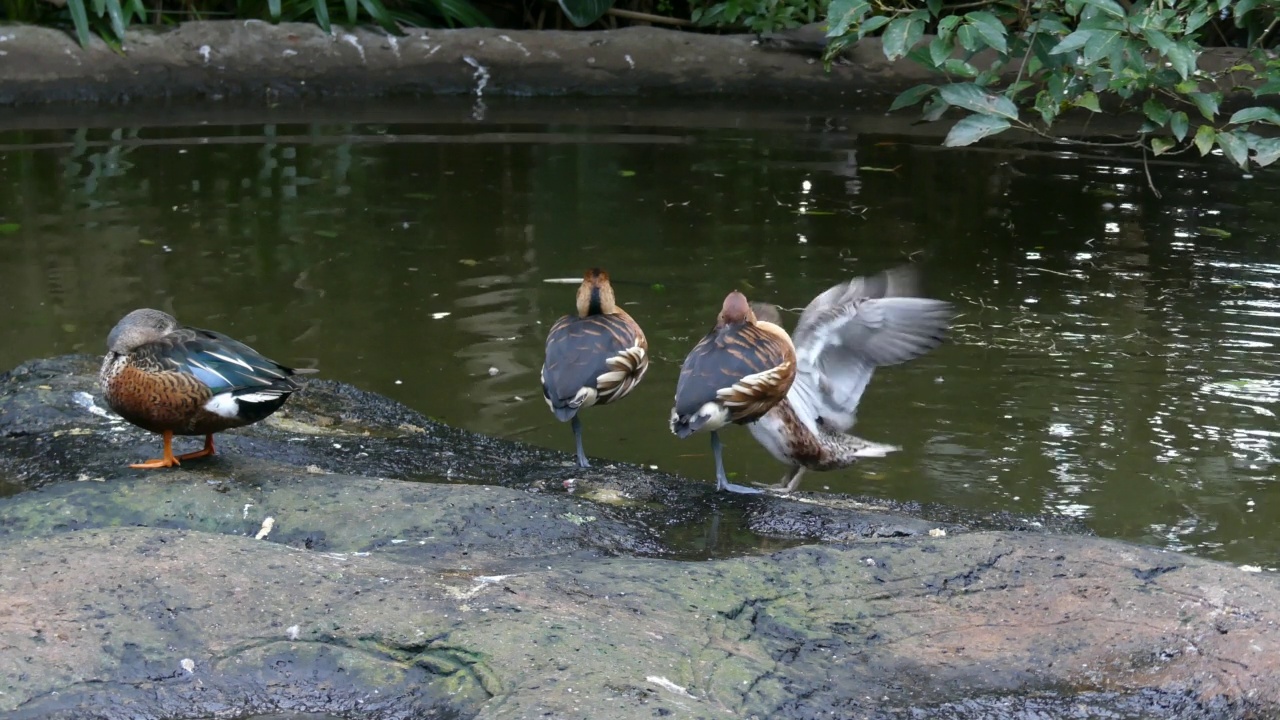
[1,356,1278,719]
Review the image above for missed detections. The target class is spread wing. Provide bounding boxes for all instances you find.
[790,270,951,433]
[134,327,305,397]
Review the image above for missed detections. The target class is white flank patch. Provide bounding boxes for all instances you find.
[236,391,283,404]
[695,401,730,431]
[570,387,598,409]
[204,393,240,418]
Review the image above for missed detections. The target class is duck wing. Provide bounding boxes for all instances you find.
[672,322,795,435]
[790,271,951,434]
[542,313,647,420]
[136,326,306,398]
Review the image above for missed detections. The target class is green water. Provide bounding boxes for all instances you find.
[2,97,1278,569]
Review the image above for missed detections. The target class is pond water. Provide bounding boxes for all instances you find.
[1,96,1278,569]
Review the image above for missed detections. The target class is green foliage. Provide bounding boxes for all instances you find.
[825,0,1280,171]
[691,0,825,33]
[4,0,490,49]
[557,0,612,27]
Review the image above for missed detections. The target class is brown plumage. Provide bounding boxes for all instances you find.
[100,308,313,469]
[541,268,648,467]
[669,290,796,493]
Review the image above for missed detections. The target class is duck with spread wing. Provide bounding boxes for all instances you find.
[747,265,952,492]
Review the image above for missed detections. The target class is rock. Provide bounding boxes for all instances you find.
[1,355,1277,719]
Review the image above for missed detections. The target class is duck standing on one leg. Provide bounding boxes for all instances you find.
[747,265,953,493]
[100,308,314,469]
[541,268,649,468]
[670,290,796,494]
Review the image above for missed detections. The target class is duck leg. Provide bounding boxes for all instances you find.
[130,429,181,469]
[711,431,762,494]
[571,415,590,468]
[176,434,216,461]
[780,466,807,493]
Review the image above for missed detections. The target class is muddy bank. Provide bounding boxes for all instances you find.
[2,355,1279,719]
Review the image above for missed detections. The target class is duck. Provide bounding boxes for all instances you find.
[541,268,648,467]
[670,290,796,494]
[99,308,314,469]
[746,265,952,492]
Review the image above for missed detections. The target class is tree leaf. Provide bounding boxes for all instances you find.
[268,0,281,19]
[344,0,357,23]
[956,24,980,52]
[1143,97,1171,126]
[939,82,1019,120]
[1075,91,1101,112]
[1230,106,1280,126]
[889,84,936,112]
[1142,28,1174,55]
[1256,80,1280,97]
[1164,43,1197,80]
[937,14,962,37]
[1049,29,1093,55]
[922,97,949,122]
[1234,0,1259,22]
[940,58,979,77]
[928,35,953,67]
[1171,111,1189,141]
[1254,137,1280,167]
[965,11,1007,54]
[1193,124,1216,155]
[880,13,927,62]
[558,0,612,27]
[1185,7,1210,33]
[1188,92,1221,121]
[1080,0,1125,18]
[1151,136,1176,155]
[1082,29,1121,65]
[944,114,1011,147]
[857,15,890,37]
[1217,130,1250,169]
[825,0,869,37]
[1035,90,1060,125]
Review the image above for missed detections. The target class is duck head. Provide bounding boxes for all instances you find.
[575,268,618,317]
[107,308,178,354]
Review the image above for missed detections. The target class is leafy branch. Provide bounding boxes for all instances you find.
[825,0,1280,171]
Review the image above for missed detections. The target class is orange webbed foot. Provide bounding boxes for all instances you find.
[129,456,180,469]
[129,430,182,469]
[175,434,215,461]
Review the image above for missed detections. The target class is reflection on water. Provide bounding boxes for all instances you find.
[1,99,1279,568]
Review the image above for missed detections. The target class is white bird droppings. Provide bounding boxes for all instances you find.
[255,516,275,540]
